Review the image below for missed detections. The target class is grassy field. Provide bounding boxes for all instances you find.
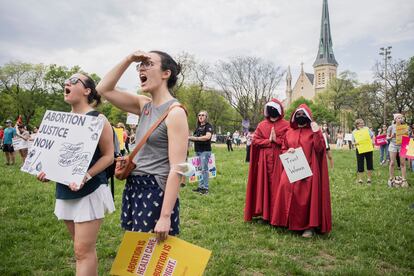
[1,146,413,275]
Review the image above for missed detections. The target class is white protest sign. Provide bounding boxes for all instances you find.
[280,147,313,183]
[21,110,105,186]
[126,113,139,125]
[344,133,353,141]
[12,137,26,151]
[188,154,217,183]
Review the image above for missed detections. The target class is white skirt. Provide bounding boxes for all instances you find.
[54,184,115,223]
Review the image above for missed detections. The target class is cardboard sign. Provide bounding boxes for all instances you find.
[110,232,211,276]
[114,127,125,150]
[354,128,373,154]
[12,137,28,150]
[344,133,353,141]
[375,134,387,146]
[188,154,217,183]
[396,124,408,145]
[21,110,104,186]
[400,136,414,159]
[126,113,139,125]
[279,147,313,183]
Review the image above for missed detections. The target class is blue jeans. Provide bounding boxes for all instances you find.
[196,151,211,190]
[380,143,389,163]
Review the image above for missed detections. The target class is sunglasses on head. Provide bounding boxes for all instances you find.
[64,77,88,88]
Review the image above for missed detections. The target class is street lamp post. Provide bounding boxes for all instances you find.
[379,46,392,124]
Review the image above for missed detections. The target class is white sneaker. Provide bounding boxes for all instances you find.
[302,229,315,238]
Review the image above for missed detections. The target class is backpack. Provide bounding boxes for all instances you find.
[87,111,121,200]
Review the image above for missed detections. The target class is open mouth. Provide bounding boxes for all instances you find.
[65,88,71,95]
[139,74,148,84]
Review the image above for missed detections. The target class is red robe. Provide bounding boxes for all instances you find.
[244,99,289,222]
[271,104,332,233]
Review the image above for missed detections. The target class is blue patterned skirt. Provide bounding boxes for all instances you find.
[121,175,179,235]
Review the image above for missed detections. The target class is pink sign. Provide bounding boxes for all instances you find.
[400,136,414,159]
[375,134,387,146]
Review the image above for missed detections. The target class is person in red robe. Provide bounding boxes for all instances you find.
[271,104,332,237]
[244,99,289,222]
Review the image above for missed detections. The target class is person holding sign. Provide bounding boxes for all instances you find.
[378,124,390,165]
[351,119,374,185]
[387,113,409,187]
[15,124,30,163]
[272,104,332,238]
[244,99,289,223]
[37,73,115,276]
[97,50,188,242]
[189,110,213,195]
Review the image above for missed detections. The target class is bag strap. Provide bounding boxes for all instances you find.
[127,103,186,160]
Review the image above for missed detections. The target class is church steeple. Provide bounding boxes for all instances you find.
[286,66,292,106]
[313,0,338,67]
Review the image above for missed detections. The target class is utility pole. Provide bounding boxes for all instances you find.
[379,46,392,124]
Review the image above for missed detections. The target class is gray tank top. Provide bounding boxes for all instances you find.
[132,99,178,190]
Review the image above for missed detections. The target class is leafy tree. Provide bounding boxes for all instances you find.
[375,57,414,123]
[0,62,48,125]
[212,56,284,127]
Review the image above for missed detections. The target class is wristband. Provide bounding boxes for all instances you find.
[85,173,92,182]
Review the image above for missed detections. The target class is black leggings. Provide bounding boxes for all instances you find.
[356,150,373,172]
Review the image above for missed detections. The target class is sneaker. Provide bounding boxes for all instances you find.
[401,179,409,188]
[192,187,202,192]
[387,179,393,188]
[302,229,315,238]
[367,179,372,185]
[357,179,363,184]
[199,188,209,195]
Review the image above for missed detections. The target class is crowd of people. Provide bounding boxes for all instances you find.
[1,49,413,275]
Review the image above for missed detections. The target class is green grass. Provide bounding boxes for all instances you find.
[1,146,413,275]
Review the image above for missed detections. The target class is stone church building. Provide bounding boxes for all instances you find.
[285,0,338,108]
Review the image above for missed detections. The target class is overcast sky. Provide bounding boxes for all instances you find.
[1,0,413,98]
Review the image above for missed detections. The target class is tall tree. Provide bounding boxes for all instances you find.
[212,56,284,127]
[375,57,414,120]
[0,62,47,125]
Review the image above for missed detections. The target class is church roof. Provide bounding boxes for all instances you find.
[305,73,314,84]
[313,0,338,67]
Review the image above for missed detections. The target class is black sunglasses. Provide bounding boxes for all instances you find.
[64,77,88,88]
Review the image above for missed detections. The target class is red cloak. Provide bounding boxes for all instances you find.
[271,104,332,233]
[244,99,289,222]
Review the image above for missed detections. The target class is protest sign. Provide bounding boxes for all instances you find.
[110,232,211,276]
[188,154,217,183]
[21,110,105,186]
[344,133,353,141]
[374,134,387,146]
[279,147,313,183]
[126,113,139,125]
[400,136,414,159]
[12,137,27,151]
[353,128,373,154]
[396,124,408,145]
[114,127,125,150]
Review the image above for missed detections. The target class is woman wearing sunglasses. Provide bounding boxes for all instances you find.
[97,50,188,242]
[37,73,115,276]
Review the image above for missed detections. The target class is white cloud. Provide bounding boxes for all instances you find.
[0,0,413,96]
